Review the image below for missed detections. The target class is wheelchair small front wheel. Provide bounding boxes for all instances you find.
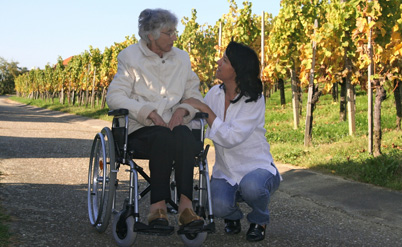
[88,127,117,233]
[112,211,137,247]
[179,231,208,247]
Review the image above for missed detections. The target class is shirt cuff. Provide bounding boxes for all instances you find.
[208,117,223,138]
[173,103,196,124]
[137,104,156,126]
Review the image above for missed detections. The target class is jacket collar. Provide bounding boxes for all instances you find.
[139,39,176,59]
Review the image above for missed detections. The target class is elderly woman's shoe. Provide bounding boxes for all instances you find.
[178,208,204,227]
[148,209,169,227]
[246,223,266,242]
[224,219,241,234]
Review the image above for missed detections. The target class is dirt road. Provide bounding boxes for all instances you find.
[1,95,401,247]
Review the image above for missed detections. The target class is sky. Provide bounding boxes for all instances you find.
[1,0,281,70]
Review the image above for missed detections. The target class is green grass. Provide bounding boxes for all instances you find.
[9,89,402,191]
[266,85,402,191]
[9,96,113,122]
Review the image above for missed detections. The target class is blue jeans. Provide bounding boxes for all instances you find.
[211,167,281,225]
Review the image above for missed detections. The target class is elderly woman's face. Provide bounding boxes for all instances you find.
[148,28,177,57]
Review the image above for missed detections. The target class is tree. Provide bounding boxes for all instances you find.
[0,57,28,95]
[265,0,311,129]
[176,9,217,92]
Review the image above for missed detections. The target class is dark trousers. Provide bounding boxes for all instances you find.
[128,125,198,204]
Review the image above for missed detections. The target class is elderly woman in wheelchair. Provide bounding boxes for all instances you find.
[87,8,214,247]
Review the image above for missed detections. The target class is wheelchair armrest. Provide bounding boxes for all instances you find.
[195,112,209,119]
[108,108,129,116]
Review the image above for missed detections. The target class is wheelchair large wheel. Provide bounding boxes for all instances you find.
[112,211,137,247]
[88,127,117,233]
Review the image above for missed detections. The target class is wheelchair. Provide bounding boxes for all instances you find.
[87,108,215,247]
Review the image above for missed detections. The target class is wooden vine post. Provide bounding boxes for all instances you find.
[367,0,374,154]
[304,19,318,147]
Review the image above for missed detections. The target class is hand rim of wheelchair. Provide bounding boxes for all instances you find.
[87,127,117,233]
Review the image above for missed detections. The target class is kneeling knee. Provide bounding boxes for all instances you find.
[212,198,234,218]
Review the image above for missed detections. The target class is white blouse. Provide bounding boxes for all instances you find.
[205,85,278,186]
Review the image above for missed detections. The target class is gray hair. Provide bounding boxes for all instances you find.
[138,8,178,44]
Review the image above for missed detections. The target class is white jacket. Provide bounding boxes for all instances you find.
[205,85,278,185]
[106,39,203,134]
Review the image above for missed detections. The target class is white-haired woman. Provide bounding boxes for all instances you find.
[107,8,204,229]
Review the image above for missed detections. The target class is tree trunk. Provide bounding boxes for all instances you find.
[67,80,71,105]
[290,68,300,129]
[305,83,315,147]
[395,80,402,130]
[373,82,386,157]
[340,78,347,121]
[91,67,97,108]
[82,90,86,106]
[52,91,56,104]
[305,85,322,146]
[60,87,64,104]
[278,78,286,108]
[101,87,107,109]
[71,90,75,106]
[332,82,338,102]
[85,88,89,106]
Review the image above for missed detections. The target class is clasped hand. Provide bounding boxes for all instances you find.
[148,108,188,130]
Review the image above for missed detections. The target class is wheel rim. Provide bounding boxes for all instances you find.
[87,127,116,231]
[88,133,107,225]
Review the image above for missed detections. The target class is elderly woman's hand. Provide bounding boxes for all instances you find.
[168,108,188,130]
[148,111,168,127]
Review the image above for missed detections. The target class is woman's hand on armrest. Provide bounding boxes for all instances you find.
[182,98,216,127]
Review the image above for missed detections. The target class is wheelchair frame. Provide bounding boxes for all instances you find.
[88,108,215,247]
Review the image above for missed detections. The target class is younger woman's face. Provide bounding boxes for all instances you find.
[216,52,236,82]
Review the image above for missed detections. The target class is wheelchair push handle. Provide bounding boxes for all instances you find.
[195,112,209,119]
[108,108,129,117]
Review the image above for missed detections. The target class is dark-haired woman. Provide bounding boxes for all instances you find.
[183,41,281,242]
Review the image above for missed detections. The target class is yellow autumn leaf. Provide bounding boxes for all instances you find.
[392,31,402,42]
[394,44,402,56]
[356,18,367,33]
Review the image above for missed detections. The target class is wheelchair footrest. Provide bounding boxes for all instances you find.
[203,222,216,233]
[134,222,175,236]
[177,222,215,235]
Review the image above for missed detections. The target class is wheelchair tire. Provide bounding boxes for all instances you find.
[88,127,117,233]
[179,231,208,247]
[112,211,137,247]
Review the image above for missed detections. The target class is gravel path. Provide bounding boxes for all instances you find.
[1,95,401,247]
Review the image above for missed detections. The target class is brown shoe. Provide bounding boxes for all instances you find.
[178,208,204,227]
[148,209,169,227]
